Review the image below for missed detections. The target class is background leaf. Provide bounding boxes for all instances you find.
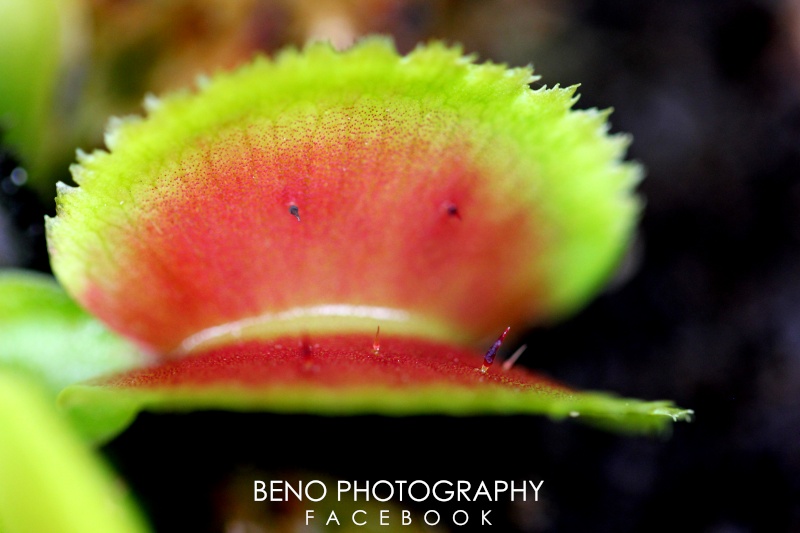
[0,270,150,400]
[0,369,150,533]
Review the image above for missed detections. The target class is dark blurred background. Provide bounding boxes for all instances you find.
[2,0,799,532]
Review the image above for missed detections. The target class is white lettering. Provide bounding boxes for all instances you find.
[494,480,508,501]
[306,480,327,502]
[285,481,301,501]
[353,480,369,501]
[433,480,453,502]
[373,480,394,502]
[457,480,471,501]
[408,481,430,502]
[395,480,408,501]
[254,481,267,501]
[510,480,526,501]
[338,480,351,501]
[269,480,283,501]
[528,480,544,501]
[474,481,491,501]
[424,510,440,526]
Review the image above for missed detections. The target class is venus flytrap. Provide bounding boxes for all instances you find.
[4,39,691,448]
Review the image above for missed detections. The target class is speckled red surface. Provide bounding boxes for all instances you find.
[83,109,545,353]
[98,333,566,392]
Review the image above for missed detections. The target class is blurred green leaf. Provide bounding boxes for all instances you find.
[0,270,150,401]
[0,369,150,533]
[0,0,61,177]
